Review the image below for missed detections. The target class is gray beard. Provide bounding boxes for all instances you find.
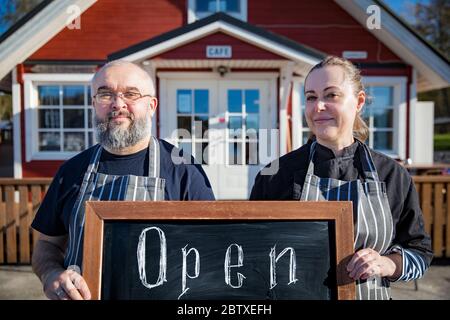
[95,111,151,151]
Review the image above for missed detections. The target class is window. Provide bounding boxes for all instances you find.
[297,77,406,158]
[227,89,259,165]
[299,89,311,145]
[363,86,395,152]
[188,0,247,23]
[176,89,210,164]
[37,84,94,153]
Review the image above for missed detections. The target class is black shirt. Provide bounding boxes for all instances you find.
[32,139,215,236]
[250,140,433,267]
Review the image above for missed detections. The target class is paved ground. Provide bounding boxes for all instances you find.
[1,264,449,300]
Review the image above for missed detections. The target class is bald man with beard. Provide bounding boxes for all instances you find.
[31,60,215,300]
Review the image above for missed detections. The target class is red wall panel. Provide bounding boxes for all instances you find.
[29,0,402,63]
[155,32,284,59]
[29,0,186,60]
[23,161,63,178]
[248,0,401,62]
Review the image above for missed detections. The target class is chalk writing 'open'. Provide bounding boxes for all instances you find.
[136,226,298,299]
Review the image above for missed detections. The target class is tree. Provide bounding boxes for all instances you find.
[414,0,450,57]
[0,0,44,33]
[414,0,450,134]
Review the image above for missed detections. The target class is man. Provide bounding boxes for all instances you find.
[31,60,215,300]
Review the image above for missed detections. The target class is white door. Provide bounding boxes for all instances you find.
[163,79,272,199]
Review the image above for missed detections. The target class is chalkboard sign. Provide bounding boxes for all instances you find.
[83,201,355,300]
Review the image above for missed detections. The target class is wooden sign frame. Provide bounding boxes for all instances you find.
[83,201,355,300]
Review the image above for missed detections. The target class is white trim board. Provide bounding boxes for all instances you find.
[157,71,279,80]
[23,73,94,82]
[12,67,22,178]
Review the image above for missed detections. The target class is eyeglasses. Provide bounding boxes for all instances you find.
[93,91,152,104]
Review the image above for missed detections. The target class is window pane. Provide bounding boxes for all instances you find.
[180,142,192,158]
[229,116,242,138]
[245,90,259,113]
[374,131,393,151]
[177,90,192,114]
[88,109,93,128]
[373,108,393,128]
[177,116,192,137]
[302,133,310,145]
[246,141,258,165]
[38,109,60,128]
[196,0,216,12]
[194,90,209,114]
[88,132,94,147]
[63,109,85,128]
[38,86,59,106]
[87,86,92,105]
[228,90,242,113]
[229,142,243,165]
[194,115,208,139]
[301,105,308,127]
[371,87,393,108]
[63,132,85,151]
[223,0,240,12]
[195,142,209,165]
[63,85,84,105]
[361,106,371,124]
[39,132,60,151]
[246,114,259,138]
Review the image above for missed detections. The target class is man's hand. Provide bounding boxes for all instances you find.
[32,232,91,300]
[346,248,397,280]
[43,268,91,300]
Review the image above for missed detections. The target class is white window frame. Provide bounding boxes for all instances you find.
[187,0,248,23]
[362,76,407,160]
[292,76,407,159]
[23,73,94,161]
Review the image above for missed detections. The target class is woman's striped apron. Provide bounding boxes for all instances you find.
[64,136,165,271]
[300,140,394,300]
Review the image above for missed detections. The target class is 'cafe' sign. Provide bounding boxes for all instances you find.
[206,45,232,58]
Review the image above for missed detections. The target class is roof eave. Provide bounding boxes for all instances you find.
[334,0,450,91]
[0,0,97,80]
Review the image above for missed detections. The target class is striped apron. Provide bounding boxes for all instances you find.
[64,136,165,271]
[299,140,394,300]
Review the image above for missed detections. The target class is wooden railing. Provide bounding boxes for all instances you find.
[0,178,52,264]
[412,176,450,258]
[0,176,449,264]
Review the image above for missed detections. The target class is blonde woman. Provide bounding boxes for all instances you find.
[250,56,432,300]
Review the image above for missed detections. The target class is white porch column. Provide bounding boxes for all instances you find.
[279,62,294,156]
[291,78,303,150]
[12,66,22,178]
[142,60,158,138]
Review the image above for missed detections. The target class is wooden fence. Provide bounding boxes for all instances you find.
[413,176,450,258]
[0,178,51,264]
[0,176,449,264]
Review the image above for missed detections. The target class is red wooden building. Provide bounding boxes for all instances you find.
[0,0,449,199]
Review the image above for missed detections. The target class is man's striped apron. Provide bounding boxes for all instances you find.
[64,137,165,271]
[300,140,394,300]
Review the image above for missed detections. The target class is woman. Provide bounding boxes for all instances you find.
[250,56,432,300]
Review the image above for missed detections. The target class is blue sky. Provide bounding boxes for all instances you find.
[0,0,431,36]
[382,0,431,24]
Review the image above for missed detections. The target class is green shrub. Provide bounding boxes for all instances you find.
[434,134,450,151]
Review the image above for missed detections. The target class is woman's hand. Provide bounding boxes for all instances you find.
[346,248,397,280]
